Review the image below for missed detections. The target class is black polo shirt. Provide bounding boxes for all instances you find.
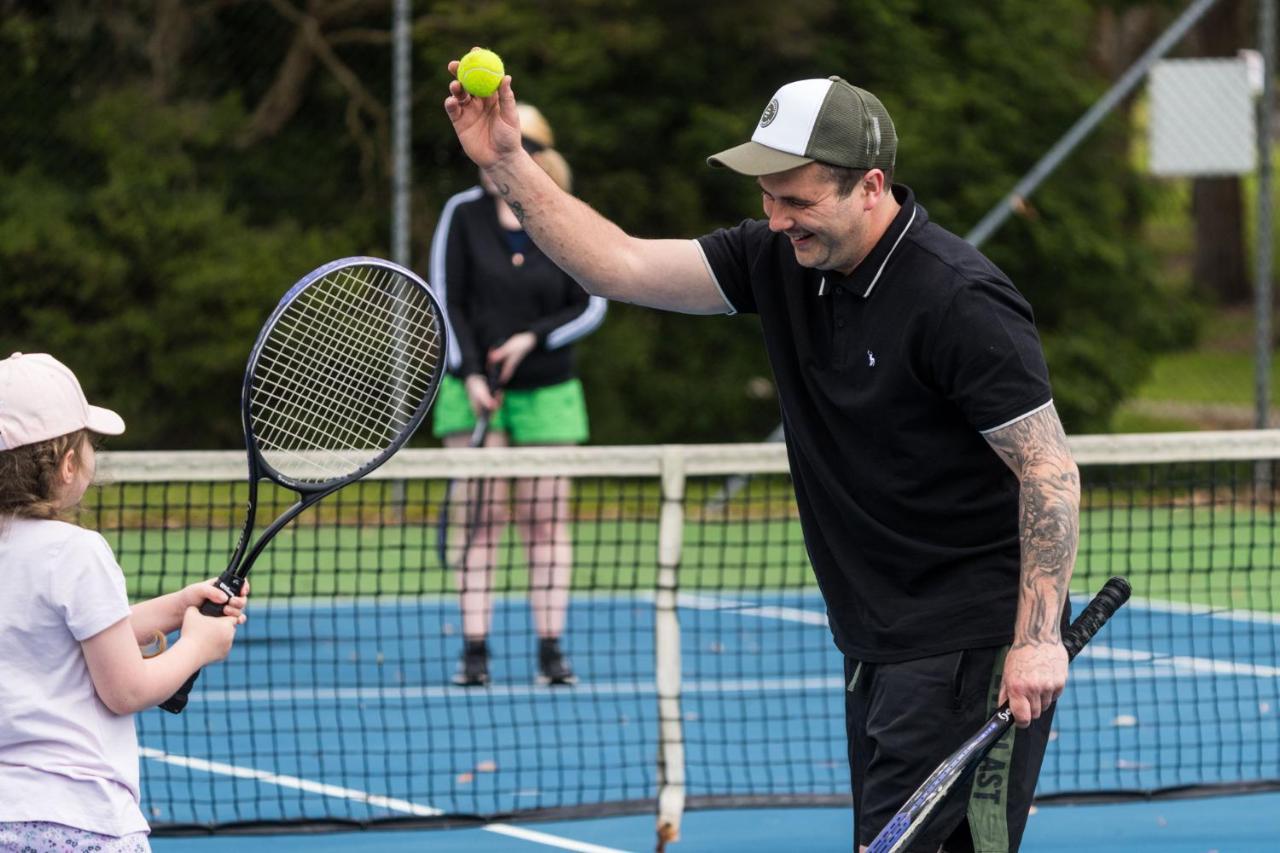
[696,185,1053,662]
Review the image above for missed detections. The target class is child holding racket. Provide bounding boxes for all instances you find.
[431,103,606,687]
[0,352,248,852]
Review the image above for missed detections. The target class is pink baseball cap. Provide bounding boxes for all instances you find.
[0,353,126,451]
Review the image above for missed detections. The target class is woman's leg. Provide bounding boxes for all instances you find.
[515,472,573,639]
[515,471,576,684]
[444,430,510,684]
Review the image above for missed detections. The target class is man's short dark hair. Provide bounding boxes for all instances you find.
[821,164,894,197]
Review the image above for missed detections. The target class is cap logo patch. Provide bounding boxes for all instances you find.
[759,98,779,128]
[869,117,882,156]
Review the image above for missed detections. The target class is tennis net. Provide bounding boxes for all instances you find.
[84,432,1279,832]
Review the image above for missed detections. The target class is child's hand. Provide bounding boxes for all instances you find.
[179,606,241,665]
[183,578,250,619]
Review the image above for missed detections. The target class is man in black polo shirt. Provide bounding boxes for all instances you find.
[444,69,1080,852]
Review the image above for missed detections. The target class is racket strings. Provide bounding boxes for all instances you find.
[254,305,437,474]
[270,269,441,409]
[257,270,441,447]
[250,264,443,482]
[259,282,428,441]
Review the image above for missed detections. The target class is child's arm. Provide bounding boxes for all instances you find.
[128,579,249,645]
[81,605,243,715]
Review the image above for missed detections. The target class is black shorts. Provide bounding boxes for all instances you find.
[845,646,1055,853]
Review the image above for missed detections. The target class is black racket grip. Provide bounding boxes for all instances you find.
[158,576,244,715]
[1063,576,1131,661]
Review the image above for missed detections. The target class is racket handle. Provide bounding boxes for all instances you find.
[158,576,245,715]
[1062,576,1131,660]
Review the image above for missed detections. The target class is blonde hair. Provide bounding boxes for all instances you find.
[515,104,573,193]
[517,103,555,149]
[532,147,573,193]
[0,430,90,522]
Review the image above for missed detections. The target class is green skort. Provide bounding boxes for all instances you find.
[431,375,589,445]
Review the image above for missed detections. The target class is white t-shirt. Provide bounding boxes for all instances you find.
[0,518,148,836]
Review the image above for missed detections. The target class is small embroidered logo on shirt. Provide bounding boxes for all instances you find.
[867,350,876,367]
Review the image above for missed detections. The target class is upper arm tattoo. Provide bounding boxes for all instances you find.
[984,404,1081,644]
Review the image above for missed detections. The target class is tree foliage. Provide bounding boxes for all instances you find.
[0,0,1197,446]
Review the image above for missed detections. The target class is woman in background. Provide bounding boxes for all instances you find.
[430,104,606,687]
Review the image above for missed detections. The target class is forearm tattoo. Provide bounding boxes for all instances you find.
[983,404,1081,647]
[497,181,526,226]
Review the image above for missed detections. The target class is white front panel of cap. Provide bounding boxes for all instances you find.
[750,79,832,156]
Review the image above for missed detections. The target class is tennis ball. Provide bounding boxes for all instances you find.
[457,48,505,98]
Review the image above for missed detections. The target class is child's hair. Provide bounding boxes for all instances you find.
[0,429,91,522]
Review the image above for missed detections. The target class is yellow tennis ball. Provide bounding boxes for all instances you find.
[457,48,505,98]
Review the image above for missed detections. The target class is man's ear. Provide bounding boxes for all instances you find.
[863,169,887,206]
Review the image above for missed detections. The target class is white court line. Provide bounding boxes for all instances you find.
[191,654,1280,706]
[1083,644,1280,678]
[250,590,1280,625]
[483,823,635,853]
[140,747,634,853]
[676,592,828,625]
[139,747,441,816]
[1101,594,1280,625]
[682,590,1280,626]
[193,676,845,704]
[678,592,1279,681]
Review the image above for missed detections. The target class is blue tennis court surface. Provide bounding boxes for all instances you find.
[139,590,1278,844]
[150,795,1280,851]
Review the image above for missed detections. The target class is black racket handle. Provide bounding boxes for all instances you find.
[1062,576,1131,661]
[158,575,245,714]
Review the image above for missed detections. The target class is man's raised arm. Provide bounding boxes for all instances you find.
[445,66,728,315]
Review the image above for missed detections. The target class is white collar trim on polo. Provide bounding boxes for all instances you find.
[815,202,918,298]
[861,204,918,298]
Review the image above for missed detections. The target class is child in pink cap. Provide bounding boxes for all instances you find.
[0,353,250,852]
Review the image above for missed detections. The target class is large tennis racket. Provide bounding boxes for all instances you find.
[160,256,447,714]
[866,576,1132,853]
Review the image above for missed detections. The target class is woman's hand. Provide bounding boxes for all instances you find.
[465,372,502,417]
[488,332,537,385]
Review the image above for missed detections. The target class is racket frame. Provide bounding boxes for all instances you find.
[159,256,445,713]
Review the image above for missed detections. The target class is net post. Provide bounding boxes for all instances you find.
[655,444,687,847]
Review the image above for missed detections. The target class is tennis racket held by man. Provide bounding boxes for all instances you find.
[866,576,1132,853]
[159,256,447,713]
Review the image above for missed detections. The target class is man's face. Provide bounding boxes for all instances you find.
[758,163,876,275]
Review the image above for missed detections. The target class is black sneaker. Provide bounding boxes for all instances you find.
[537,637,577,686]
[452,640,490,687]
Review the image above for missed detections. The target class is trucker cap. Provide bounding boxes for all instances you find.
[708,76,897,176]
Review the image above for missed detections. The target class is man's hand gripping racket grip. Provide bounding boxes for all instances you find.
[158,573,245,714]
[866,576,1132,853]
